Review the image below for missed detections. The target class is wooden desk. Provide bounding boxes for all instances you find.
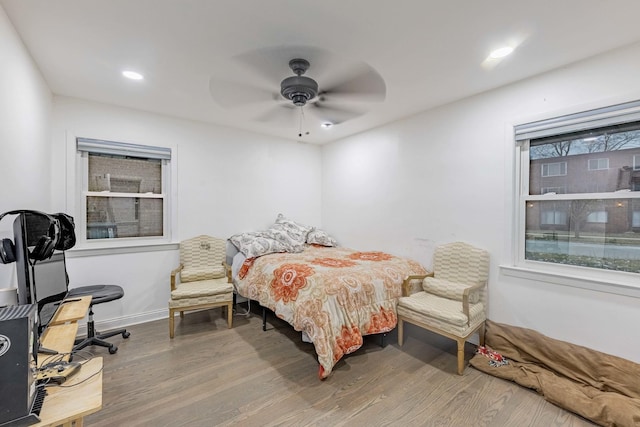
[38,323,79,361]
[34,358,102,427]
[34,296,103,427]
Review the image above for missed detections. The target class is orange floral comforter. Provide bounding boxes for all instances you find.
[235,245,426,379]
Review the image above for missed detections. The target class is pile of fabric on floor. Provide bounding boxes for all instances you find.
[470,320,640,427]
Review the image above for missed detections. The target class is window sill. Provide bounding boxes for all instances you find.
[500,264,640,299]
[66,241,179,258]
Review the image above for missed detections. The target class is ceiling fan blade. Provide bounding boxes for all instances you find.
[234,45,334,86]
[208,77,280,109]
[254,104,299,126]
[308,103,366,124]
[320,63,386,103]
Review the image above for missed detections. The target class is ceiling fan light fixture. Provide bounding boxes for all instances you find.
[280,75,318,106]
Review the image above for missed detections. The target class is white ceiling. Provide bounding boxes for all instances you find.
[4,0,640,144]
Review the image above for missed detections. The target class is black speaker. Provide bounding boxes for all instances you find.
[0,304,42,426]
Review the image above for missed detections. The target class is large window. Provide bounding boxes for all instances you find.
[516,101,640,274]
[77,138,171,242]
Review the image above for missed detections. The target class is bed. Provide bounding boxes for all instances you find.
[229,216,427,379]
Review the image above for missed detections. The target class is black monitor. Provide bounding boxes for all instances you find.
[31,252,69,332]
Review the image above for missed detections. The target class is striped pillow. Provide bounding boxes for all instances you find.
[422,277,480,304]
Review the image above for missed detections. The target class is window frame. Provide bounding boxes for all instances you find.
[511,100,640,293]
[67,135,178,251]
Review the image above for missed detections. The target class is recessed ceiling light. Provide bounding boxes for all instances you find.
[122,70,144,80]
[489,46,514,59]
[321,122,333,128]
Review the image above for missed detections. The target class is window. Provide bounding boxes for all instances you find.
[588,158,609,170]
[515,100,640,274]
[541,162,567,177]
[541,209,567,225]
[77,138,171,243]
[586,211,608,223]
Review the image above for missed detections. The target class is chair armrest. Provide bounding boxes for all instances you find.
[170,264,184,291]
[402,272,434,297]
[462,282,486,324]
[223,261,232,283]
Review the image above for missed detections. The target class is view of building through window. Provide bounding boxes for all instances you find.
[86,153,164,239]
[525,125,640,272]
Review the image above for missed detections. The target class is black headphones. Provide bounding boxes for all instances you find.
[0,210,61,264]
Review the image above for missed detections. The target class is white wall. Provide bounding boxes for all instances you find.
[4,0,639,361]
[0,7,52,287]
[51,97,322,326]
[322,42,640,363]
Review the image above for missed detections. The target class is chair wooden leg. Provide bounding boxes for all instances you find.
[180,311,184,318]
[226,302,233,328]
[398,318,404,346]
[479,323,486,347]
[169,309,175,339]
[457,338,465,375]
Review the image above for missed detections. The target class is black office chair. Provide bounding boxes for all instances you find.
[68,285,130,354]
[30,212,131,355]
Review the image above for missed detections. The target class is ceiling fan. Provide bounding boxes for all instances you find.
[208,46,386,129]
[280,58,318,107]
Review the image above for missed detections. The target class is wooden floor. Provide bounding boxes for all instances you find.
[83,304,595,427]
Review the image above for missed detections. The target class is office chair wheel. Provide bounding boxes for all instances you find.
[122,331,131,339]
[108,345,118,354]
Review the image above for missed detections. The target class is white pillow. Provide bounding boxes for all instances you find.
[273,214,313,244]
[306,229,338,247]
[229,231,289,258]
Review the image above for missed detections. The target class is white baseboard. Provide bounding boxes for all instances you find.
[76,308,167,336]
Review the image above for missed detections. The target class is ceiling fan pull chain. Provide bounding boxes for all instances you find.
[298,106,304,137]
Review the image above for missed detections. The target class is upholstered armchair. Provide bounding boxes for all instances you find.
[397,241,490,374]
[169,235,234,338]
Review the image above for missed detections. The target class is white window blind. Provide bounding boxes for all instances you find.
[77,137,171,160]
[515,99,640,142]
